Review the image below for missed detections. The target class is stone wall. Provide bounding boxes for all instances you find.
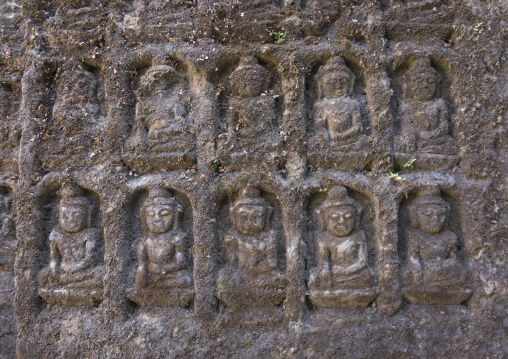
[0,0,507,357]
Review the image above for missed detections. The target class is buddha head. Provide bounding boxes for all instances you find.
[142,187,183,234]
[231,186,273,236]
[138,64,182,97]
[403,57,440,101]
[56,64,98,105]
[318,186,362,237]
[58,184,94,234]
[409,188,450,234]
[229,56,272,98]
[317,56,355,99]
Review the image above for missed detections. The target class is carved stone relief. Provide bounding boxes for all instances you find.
[127,187,194,308]
[217,186,287,323]
[123,63,196,172]
[37,183,103,306]
[217,56,284,172]
[44,0,107,49]
[39,62,105,169]
[119,0,195,43]
[385,0,453,41]
[399,188,473,305]
[393,57,460,171]
[6,0,508,355]
[307,186,378,308]
[307,56,372,171]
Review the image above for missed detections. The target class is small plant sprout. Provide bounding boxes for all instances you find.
[273,31,286,44]
[389,172,406,182]
[305,291,310,296]
[474,22,484,34]
[403,158,416,168]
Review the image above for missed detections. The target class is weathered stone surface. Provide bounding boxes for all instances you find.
[0,0,506,357]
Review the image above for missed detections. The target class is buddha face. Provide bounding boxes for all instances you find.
[406,74,437,101]
[145,204,175,234]
[325,205,356,237]
[59,203,88,233]
[417,204,448,234]
[233,204,267,235]
[321,70,353,98]
[231,68,269,98]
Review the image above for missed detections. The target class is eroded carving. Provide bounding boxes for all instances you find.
[121,0,195,43]
[385,0,452,40]
[402,188,472,305]
[217,186,287,322]
[128,187,193,308]
[45,0,107,49]
[123,64,196,172]
[395,58,459,170]
[38,184,103,306]
[221,56,283,171]
[207,0,283,43]
[40,63,104,168]
[307,57,371,171]
[308,186,378,308]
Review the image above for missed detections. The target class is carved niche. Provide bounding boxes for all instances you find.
[39,62,105,169]
[0,76,22,173]
[394,57,460,171]
[400,188,473,305]
[38,183,104,306]
[307,186,378,308]
[307,56,372,171]
[216,186,287,323]
[0,187,16,309]
[218,56,284,172]
[122,63,196,172]
[127,187,194,308]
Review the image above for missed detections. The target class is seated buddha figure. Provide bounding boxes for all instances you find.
[43,65,103,167]
[314,57,363,148]
[225,57,281,169]
[308,186,378,308]
[125,65,196,170]
[403,188,472,305]
[398,58,459,158]
[129,187,193,307]
[38,184,103,306]
[217,186,287,312]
